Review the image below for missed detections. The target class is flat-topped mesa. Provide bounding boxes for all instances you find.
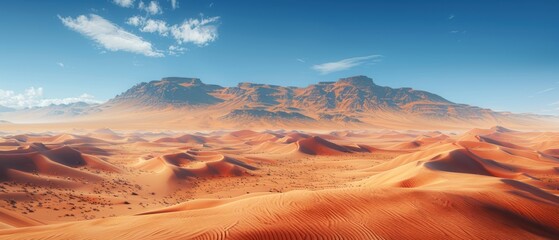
[336,75,375,87]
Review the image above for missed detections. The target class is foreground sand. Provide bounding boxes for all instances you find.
[0,127,558,239]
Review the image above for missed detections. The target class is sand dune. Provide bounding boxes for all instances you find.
[137,150,257,184]
[2,181,558,239]
[154,134,208,144]
[0,208,42,229]
[0,145,120,187]
[0,127,558,239]
[296,136,353,155]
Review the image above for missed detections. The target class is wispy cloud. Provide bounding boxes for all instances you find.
[170,16,220,46]
[170,0,178,9]
[0,87,100,109]
[449,14,455,20]
[57,62,64,68]
[296,58,305,63]
[139,1,163,15]
[113,0,135,8]
[168,45,187,56]
[141,19,169,36]
[312,55,383,75]
[59,14,163,57]
[536,88,555,94]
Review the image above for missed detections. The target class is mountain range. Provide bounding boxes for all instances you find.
[0,76,557,130]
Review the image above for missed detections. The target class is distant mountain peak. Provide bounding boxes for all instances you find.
[336,75,375,87]
[237,82,268,88]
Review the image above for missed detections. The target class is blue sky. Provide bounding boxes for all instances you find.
[0,0,558,114]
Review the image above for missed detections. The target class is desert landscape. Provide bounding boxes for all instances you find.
[2,0,559,239]
[1,76,559,239]
[1,76,558,240]
[0,75,559,239]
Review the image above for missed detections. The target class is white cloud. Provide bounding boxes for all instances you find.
[139,1,163,15]
[536,88,555,94]
[170,0,178,9]
[39,93,99,107]
[59,14,163,57]
[168,45,187,55]
[141,19,169,36]
[170,16,219,46]
[127,17,169,36]
[113,0,135,8]
[126,15,220,49]
[0,87,100,109]
[57,62,64,67]
[126,15,145,27]
[312,55,383,75]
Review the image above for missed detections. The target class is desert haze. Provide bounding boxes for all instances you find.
[0,76,558,239]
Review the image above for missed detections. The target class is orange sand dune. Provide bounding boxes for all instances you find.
[0,145,120,186]
[0,208,42,229]
[249,141,300,154]
[296,136,353,155]
[154,134,208,144]
[137,150,257,185]
[2,182,558,239]
[0,127,558,239]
